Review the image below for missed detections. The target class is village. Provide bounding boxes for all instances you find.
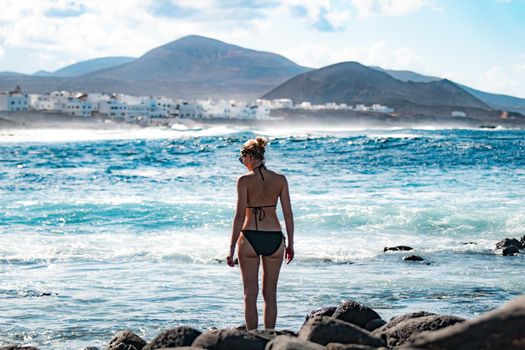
[0,86,397,122]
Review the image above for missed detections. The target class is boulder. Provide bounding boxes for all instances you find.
[403,295,525,350]
[384,246,413,252]
[250,329,298,341]
[107,330,147,350]
[143,326,202,349]
[403,255,425,262]
[371,315,464,347]
[0,347,40,350]
[155,348,206,350]
[265,335,326,350]
[373,311,437,337]
[192,329,268,350]
[521,235,525,247]
[495,238,523,250]
[305,307,338,323]
[364,319,386,332]
[326,344,381,350]
[299,316,385,347]
[502,246,520,256]
[331,301,382,329]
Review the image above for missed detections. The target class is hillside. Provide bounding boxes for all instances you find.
[263,62,491,110]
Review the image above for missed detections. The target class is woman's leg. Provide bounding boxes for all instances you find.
[238,234,260,330]
[261,239,285,329]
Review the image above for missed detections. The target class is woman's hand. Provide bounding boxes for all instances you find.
[226,246,236,267]
[285,245,295,264]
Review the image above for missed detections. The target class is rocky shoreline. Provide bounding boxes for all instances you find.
[2,294,523,350]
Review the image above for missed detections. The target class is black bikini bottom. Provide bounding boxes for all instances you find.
[241,230,284,256]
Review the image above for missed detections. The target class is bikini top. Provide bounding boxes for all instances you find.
[246,164,277,230]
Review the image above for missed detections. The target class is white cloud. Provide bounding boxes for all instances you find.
[0,45,4,59]
[281,41,424,71]
[351,0,435,18]
[513,54,525,73]
[477,65,524,97]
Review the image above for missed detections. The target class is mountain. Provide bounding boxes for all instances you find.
[0,35,310,100]
[52,56,136,77]
[0,71,27,77]
[86,35,308,83]
[371,67,440,83]
[263,61,491,111]
[371,67,525,114]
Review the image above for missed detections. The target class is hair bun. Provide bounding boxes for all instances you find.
[255,136,267,149]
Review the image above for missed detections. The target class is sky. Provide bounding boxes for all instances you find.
[0,0,524,98]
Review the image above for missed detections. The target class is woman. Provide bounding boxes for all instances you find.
[227,136,295,330]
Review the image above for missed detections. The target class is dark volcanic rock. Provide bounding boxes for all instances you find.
[299,316,385,347]
[191,329,267,350]
[0,346,40,350]
[249,329,297,341]
[403,255,425,262]
[305,307,338,322]
[373,311,437,337]
[521,235,525,247]
[495,238,523,250]
[143,326,202,349]
[155,347,206,350]
[364,319,386,332]
[107,330,147,350]
[384,246,413,252]
[326,344,380,350]
[331,301,382,329]
[403,295,525,350]
[502,246,520,256]
[265,335,325,350]
[372,315,464,347]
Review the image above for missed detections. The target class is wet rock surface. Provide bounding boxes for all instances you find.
[403,295,525,350]
[143,326,202,350]
[371,315,465,347]
[331,300,382,329]
[299,316,385,347]
[107,330,147,350]
[191,328,268,350]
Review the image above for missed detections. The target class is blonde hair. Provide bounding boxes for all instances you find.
[242,136,267,160]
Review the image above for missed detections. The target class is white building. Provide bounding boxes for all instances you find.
[29,94,60,111]
[451,111,466,117]
[0,86,29,111]
[99,99,128,118]
[62,94,93,117]
[271,99,293,109]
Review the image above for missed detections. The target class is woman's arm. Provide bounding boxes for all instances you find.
[227,176,247,266]
[280,176,295,263]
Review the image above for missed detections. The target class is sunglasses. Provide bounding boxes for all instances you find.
[239,149,249,164]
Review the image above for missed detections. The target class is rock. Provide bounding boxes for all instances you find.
[403,295,525,350]
[305,307,338,323]
[495,238,523,250]
[371,315,464,347]
[384,246,413,252]
[461,242,477,245]
[521,235,525,247]
[265,335,326,350]
[0,346,40,350]
[107,330,147,350]
[373,311,437,337]
[83,348,101,350]
[143,326,202,349]
[250,329,298,341]
[331,300,382,329]
[155,348,206,350]
[403,255,425,261]
[326,344,381,350]
[298,316,385,347]
[191,329,268,350]
[502,246,520,256]
[364,319,386,332]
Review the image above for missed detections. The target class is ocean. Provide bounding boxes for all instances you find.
[1,125,524,349]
